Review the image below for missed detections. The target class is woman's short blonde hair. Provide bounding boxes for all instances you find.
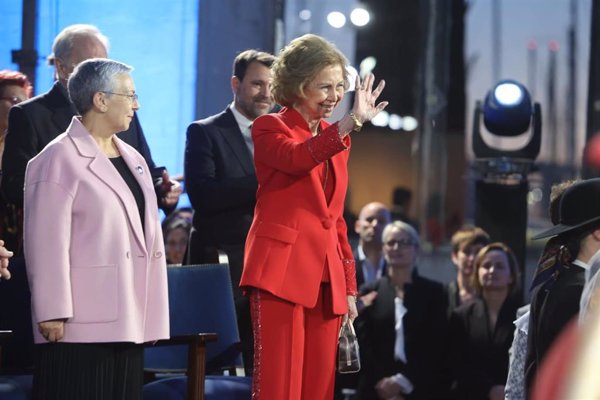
[271,34,349,107]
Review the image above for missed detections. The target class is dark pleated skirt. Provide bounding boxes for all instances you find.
[32,342,144,400]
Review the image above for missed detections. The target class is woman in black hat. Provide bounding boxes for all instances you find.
[525,178,600,397]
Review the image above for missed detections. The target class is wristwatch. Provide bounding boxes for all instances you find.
[348,112,363,132]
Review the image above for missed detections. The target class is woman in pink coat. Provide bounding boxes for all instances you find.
[24,58,169,400]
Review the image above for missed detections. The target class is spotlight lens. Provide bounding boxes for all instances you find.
[494,83,523,106]
[350,8,370,27]
[327,11,346,28]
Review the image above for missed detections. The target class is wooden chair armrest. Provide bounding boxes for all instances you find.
[149,333,218,347]
[146,333,218,400]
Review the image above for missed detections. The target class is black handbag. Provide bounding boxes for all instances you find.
[337,318,360,374]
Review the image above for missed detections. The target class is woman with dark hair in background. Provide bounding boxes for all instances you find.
[449,242,521,400]
[0,70,32,251]
[162,209,192,265]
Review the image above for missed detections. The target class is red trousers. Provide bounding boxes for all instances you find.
[249,284,342,400]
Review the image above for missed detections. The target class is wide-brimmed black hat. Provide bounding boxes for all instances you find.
[532,178,600,240]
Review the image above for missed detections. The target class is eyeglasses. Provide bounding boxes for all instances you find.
[101,91,139,102]
[0,96,26,105]
[384,239,416,248]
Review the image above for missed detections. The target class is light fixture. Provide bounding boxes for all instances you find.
[299,9,311,21]
[371,110,389,127]
[359,56,377,76]
[350,7,370,27]
[402,116,418,131]
[327,11,346,28]
[388,114,402,130]
[473,79,541,160]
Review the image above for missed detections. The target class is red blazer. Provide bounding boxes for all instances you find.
[240,107,357,314]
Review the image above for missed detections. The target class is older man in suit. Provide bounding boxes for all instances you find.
[354,202,392,290]
[0,23,180,371]
[184,49,275,373]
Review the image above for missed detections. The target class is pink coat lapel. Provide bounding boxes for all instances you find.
[67,118,152,254]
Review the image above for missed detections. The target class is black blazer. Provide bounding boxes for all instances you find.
[2,81,157,208]
[449,296,520,400]
[524,263,585,398]
[355,271,450,399]
[184,107,257,287]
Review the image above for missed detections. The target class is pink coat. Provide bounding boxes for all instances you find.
[24,117,169,344]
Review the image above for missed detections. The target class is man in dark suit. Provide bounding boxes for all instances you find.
[184,49,275,374]
[0,24,181,371]
[525,178,600,398]
[353,202,391,290]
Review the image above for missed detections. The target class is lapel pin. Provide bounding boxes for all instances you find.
[136,165,144,175]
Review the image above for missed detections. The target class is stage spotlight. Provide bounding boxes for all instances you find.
[473,79,541,162]
[472,80,541,296]
[327,11,346,28]
[350,7,370,27]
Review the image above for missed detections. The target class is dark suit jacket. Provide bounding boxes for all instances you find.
[449,296,520,400]
[355,272,450,399]
[446,280,461,317]
[184,107,257,295]
[524,263,585,398]
[355,257,387,291]
[2,81,157,209]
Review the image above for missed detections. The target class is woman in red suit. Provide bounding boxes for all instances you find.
[240,34,388,399]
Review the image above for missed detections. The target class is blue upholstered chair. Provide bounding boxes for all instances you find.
[144,264,249,400]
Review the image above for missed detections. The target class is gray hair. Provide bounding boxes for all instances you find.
[68,58,133,115]
[382,220,420,248]
[48,24,109,65]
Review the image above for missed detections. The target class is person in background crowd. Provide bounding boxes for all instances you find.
[353,202,391,289]
[184,49,275,374]
[162,210,192,265]
[0,70,32,176]
[0,70,32,252]
[240,33,387,399]
[447,226,490,315]
[335,202,391,398]
[24,58,169,400]
[505,180,576,400]
[355,221,449,399]
[449,242,521,400]
[525,178,600,397]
